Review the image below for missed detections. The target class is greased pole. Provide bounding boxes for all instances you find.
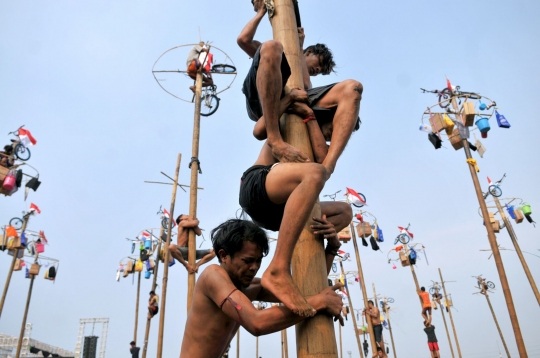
[269,1,337,356]
[439,269,462,358]
[339,260,362,357]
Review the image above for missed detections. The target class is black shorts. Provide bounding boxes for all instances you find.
[242,43,340,124]
[178,247,212,260]
[239,164,284,231]
[373,324,383,342]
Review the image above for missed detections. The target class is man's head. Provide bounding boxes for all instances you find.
[3,145,12,154]
[130,341,136,347]
[176,214,187,225]
[376,347,383,357]
[303,44,335,76]
[421,287,426,292]
[149,291,155,296]
[211,219,269,288]
[368,300,374,308]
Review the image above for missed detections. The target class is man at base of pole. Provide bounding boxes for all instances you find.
[366,300,387,358]
[179,219,344,358]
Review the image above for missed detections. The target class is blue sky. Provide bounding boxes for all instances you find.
[1,0,540,357]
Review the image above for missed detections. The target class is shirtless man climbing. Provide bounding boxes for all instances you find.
[169,214,216,274]
[237,0,362,317]
[366,300,387,358]
[179,219,344,358]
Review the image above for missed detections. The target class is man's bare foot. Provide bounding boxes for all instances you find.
[185,263,196,274]
[261,269,315,317]
[289,88,308,103]
[269,141,309,163]
[287,102,314,119]
[189,86,195,93]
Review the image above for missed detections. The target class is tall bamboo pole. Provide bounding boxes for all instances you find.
[434,287,455,358]
[439,269,462,358]
[484,291,511,358]
[338,323,342,358]
[134,271,141,343]
[15,248,39,358]
[187,61,205,312]
[0,215,30,319]
[256,336,259,358]
[339,260,362,357]
[404,244,422,308]
[451,97,526,356]
[493,196,540,305]
[142,227,164,358]
[282,326,289,358]
[382,299,397,358]
[269,1,337,356]
[155,154,181,358]
[371,283,385,354]
[348,217,377,356]
[236,330,240,358]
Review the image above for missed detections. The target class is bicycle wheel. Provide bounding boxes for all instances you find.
[398,233,410,244]
[487,281,495,289]
[211,64,236,73]
[331,262,337,273]
[9,217,23,230]
[438,88,452,109]
[429,287,436,295]
[351,192,366,208]
[387,297,395,303]
[14,143,31,161]
[200,94,219,116]
[161,217,169,230]
[488,185,502,197]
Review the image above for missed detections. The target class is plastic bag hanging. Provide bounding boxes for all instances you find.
[506,204,516,220]
[495,110,511,128]
[474,133,486,158]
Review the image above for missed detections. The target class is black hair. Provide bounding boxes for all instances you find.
[304,44,336,75]
[149,291,155,295]
[376,347,382,352]
[3,145,12,154]
[130,341,136,345]
[421,287,425,291]
[175,214,184,225]
[211,219,269,263]
[368,300,374,305]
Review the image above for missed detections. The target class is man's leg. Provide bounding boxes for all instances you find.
[320,201,353,246]
[257,40,308,163]
[169,244,195,274]
[195,249,216,271]
[313,79,363,173]
[261,162,327,316]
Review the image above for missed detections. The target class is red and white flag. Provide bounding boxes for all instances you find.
[346,187,366,206]
[355,213,364,222]
[18,128,37,147]
[487,176,492,185]
[142,231,150,238]
[398,226,414,239]
[29,203,41,214]
[39,230,49,244]
[446,76,453,90]
[163,208,177,227]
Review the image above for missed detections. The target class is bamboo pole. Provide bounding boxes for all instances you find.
[484,291,511,358]
[405,244,422,308]
[134,271,141,343]
[348,217,377,357]
[282,326,289,358]
[15,247,39,358]
[435,287,455,358]
[256,335,259,358]
[0,215,30,319]
[493,196,540,306]
[382,299,397,358]
[371,283,385,355]
[236,330,240,358]
[187,60,204,313]
[451,97,526,356]
[155,154,181,358]
[142,227,164,358]
[269,1,337,356]
[339,260,362,357]
[338,323,342,358]
[439,269,462,358]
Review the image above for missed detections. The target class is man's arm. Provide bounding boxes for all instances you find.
[237,0,267,58]
[179,219,203,236]
[366,307,379,318]
[202,266,344,336]
[304,118,329,164]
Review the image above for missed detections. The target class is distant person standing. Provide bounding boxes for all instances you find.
[423,323,440,358]
[130,341,140,358]
[418,286,432,325]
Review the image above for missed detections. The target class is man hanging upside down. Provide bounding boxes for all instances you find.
[179,219,344,358]
[169,215,216,274]
[237,0,362,317]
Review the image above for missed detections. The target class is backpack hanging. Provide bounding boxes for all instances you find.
[140,249,149,262]
[428,132,442,149]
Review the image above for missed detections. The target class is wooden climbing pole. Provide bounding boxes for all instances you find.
[269,1,337,356]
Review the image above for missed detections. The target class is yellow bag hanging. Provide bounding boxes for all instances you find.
[372,223,379,241]
[135,259,143,272]
[444,114,455,135]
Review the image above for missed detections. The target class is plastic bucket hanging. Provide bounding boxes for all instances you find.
[476,118,491,133]
[144,240,151,250]
[522,204,532,216]
[36,243,45,253]
[144,271,151,279]
[2,171,16,191]
[479,100,487,111]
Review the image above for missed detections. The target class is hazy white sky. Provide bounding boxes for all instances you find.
[1,0,540,357]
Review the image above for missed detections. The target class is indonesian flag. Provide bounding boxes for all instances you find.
[399,226,414,239]
[346,187,366,206]
[18,128,37,147]
[446,76,453,90]
[30,203,41,214]
[338,249,347,257]
[355,213,364,222]
[39,230,48,244]
[141,231,151,239]
[487,176,492,185]
[163,208,177,227]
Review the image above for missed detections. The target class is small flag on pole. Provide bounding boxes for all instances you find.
[163,208,177,227]
[29,203,41,214]
[39,230,48,245]
[346,187,367,206]
[18,128,37,147]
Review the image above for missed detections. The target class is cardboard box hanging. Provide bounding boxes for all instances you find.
[356,222,372,237]
[448,128,464,150]
[462,102,476,126]
[429,113,448,133]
